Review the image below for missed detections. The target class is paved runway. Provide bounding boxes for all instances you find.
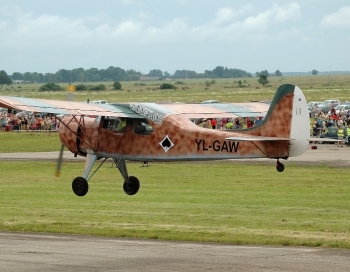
[1,232,350,272]
[0,144,349,271]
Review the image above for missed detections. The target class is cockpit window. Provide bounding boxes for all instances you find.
[102,117,118,129]
[133,121,154,135]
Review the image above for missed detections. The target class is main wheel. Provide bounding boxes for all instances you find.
[72,177,89,196]
[123,176,140,195]
[276,162,285,172]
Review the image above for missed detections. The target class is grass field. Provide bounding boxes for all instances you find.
[0,132,61,153]
[1,74,350,103]
[0,160,349,248]
[1,75,350,248]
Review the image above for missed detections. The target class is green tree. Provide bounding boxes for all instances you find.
[0,70,12,88]
[55,69,71,83]
[89,84,106,91]
[113,81,122,90]
[39,82,63,91]
[312,69,318,75]
[205,80,211,87]
[159,83,176,89]
[75,84,88,91]
[256,70,269,77]
[92,74,101,82]
[212,66,225,77]
[148,69,163,78]
[258,75,269,86]
[275,70,282,76]
[72,68,86,82]
[12,72,23,80]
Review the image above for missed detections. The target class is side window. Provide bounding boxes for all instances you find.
[133,121,154,135]
[102,117,117,129]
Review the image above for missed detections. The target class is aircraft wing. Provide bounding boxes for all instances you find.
[0,96,269,120]
[162,102,269,119]
[0,96,143,118]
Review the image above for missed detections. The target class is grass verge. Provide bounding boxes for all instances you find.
[0,160,349,248]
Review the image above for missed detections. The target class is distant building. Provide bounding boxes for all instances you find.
[139,76,161,81]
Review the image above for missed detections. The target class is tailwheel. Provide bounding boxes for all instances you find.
[72,177,89,196]
[123,176,140,195]
[276,161,285,172]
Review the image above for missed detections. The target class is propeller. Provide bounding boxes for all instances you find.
[55,143,65,177]
[55,84,75,177]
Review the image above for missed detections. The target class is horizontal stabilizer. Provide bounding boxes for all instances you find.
[226,136,292,141]
[308,137,341,142]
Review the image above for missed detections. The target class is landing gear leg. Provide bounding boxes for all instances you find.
[113,157,140,195]
[276,160,285,172]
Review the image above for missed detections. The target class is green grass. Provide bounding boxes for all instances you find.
[2,74,350,103]
[0,160,349,248]
[0,132,61,152]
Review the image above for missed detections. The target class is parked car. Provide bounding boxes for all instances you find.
[328,104,350,116]
[319,99,340,112]
[307,101,322,117]
[201,100,220,104]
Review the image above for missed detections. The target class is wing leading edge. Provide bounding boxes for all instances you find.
[0,96,143,118]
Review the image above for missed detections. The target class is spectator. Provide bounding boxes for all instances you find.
[247,118,253,128]
[210,118,217,129]
[233,118,241,129]
[1,117,5,131]
[338,126,344,147]
[225,120,233,129]
[221,118,227,130]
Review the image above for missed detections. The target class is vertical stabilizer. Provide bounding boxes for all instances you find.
[289,85,309,156]
[249,84,309,157]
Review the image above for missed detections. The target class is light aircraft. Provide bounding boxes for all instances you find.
[0,84,310,197]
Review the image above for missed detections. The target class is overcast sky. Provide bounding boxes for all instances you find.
[1,0,349,75]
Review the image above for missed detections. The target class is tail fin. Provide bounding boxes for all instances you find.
[288,85,310,156]
[253,84,309,157]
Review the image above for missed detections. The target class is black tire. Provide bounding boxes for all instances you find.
[123,176,140,195]
[72,177,89,197]
[276,163,285,172]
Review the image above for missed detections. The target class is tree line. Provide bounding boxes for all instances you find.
[3,66,254,84]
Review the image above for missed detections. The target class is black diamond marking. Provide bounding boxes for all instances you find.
[162,138,171,148]
[159,135,174,153]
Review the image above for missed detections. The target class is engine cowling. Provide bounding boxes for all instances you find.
[59,115,99,155]
[58,115,85,156]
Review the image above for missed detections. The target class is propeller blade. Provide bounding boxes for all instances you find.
[55,144,65,177]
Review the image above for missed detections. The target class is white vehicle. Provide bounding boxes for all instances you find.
[201,100,219,104]
[307,101,322,117]
[328,104,350,116]
[319,99,340,112]
[89,100,107,104]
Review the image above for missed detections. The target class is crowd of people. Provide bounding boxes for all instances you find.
[196,116,264,129]
[312,108,350,134]
[0,111,59,132]
[312,108,350,147]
